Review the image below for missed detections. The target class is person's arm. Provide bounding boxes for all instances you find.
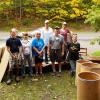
[18,39,23,58]
[6,46,14,57]
[61,38,64,56]
[33,47,39,54]
[77,43,80,51]
[68,30,73,42]
[47,37,51,55]
[32,39,40,54]
[6,39,14,58]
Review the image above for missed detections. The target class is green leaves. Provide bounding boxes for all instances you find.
[0,0,100,30]
[85,5,100,31]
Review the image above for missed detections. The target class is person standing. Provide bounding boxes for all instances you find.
[67,34,80,76]
[48,26,64,76]
[60,22,72,61]
[40,20,53,64]
[21,32,33,77]
[32,31,45,76]
[6,28,22,85]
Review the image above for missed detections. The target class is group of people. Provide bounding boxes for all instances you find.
[6,20,80,85]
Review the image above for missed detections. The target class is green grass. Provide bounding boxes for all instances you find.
[91,50,100,56]
[0,20,92,32]
[0,71,76,100]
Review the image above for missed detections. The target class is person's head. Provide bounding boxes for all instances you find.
[72,34,77,43]
[54,26,60,35]
[23,32,29,40]
[10,28,17,38]
[35,31,41,39]
[44,20,49,28]
[62,22,67,29]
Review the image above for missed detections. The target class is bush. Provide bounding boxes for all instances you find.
[85,5,100,32]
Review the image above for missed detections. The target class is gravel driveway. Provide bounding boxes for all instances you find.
[0,31,100,54]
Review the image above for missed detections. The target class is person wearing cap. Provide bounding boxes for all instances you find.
[6,28,22,85]
[60,22,72,61]
[48,26,64,76]
[21,32,33,77]
[40,20,53,64]
[32,31,45,76]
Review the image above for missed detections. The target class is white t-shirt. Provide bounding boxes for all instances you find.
[40,27,53,46]
[21,39,31,55]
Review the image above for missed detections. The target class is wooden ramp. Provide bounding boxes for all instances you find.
[0,47,9,82]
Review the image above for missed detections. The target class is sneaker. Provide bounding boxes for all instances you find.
[29,74,34,77]
[15,77,20,83]
[6,79,12,85]
[40,73,44,77]
[57,72,61,77]
[51,72,56,76]
[22,74,25,78]
[35,73,39,77]
[45,61,48,64]
[69,71,75,77]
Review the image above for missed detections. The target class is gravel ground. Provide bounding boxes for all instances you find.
[0,31,100,54]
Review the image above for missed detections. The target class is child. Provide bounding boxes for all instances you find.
[67,34,80,76]
[21,32,33,77]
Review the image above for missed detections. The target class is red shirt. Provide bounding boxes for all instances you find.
[60,29,70,42]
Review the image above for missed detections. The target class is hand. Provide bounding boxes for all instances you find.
[47,51,50,56]
[11,53,17,59]
[12,54,16,58]
[38,51,43,56]
[61,52,64,56]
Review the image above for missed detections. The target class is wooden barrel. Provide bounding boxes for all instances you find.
[77,72,100,100]
[75,60,92,86]
[81,62,100,74]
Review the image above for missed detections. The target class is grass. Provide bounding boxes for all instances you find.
[0,20,93,33]
[0,71,77,100]
[91,50,100,56]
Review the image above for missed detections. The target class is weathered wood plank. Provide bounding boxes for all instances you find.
[0,47,9,82]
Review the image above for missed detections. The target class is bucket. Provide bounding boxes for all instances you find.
[77,72,100,100]
[81,62,100,74]
[75,60,92,86]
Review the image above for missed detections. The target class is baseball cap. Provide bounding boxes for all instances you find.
[63,22,67,25]
[54,26,60,29]
[44,20,49,24]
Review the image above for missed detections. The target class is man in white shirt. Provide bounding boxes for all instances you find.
[40,20,53,63]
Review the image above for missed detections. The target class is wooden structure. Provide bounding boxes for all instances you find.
[79,48,87,56]
[0,47,9,82]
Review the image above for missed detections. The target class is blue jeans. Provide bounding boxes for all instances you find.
[69,60,76,72]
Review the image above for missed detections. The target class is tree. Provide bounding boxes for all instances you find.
[85,0,100,31]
